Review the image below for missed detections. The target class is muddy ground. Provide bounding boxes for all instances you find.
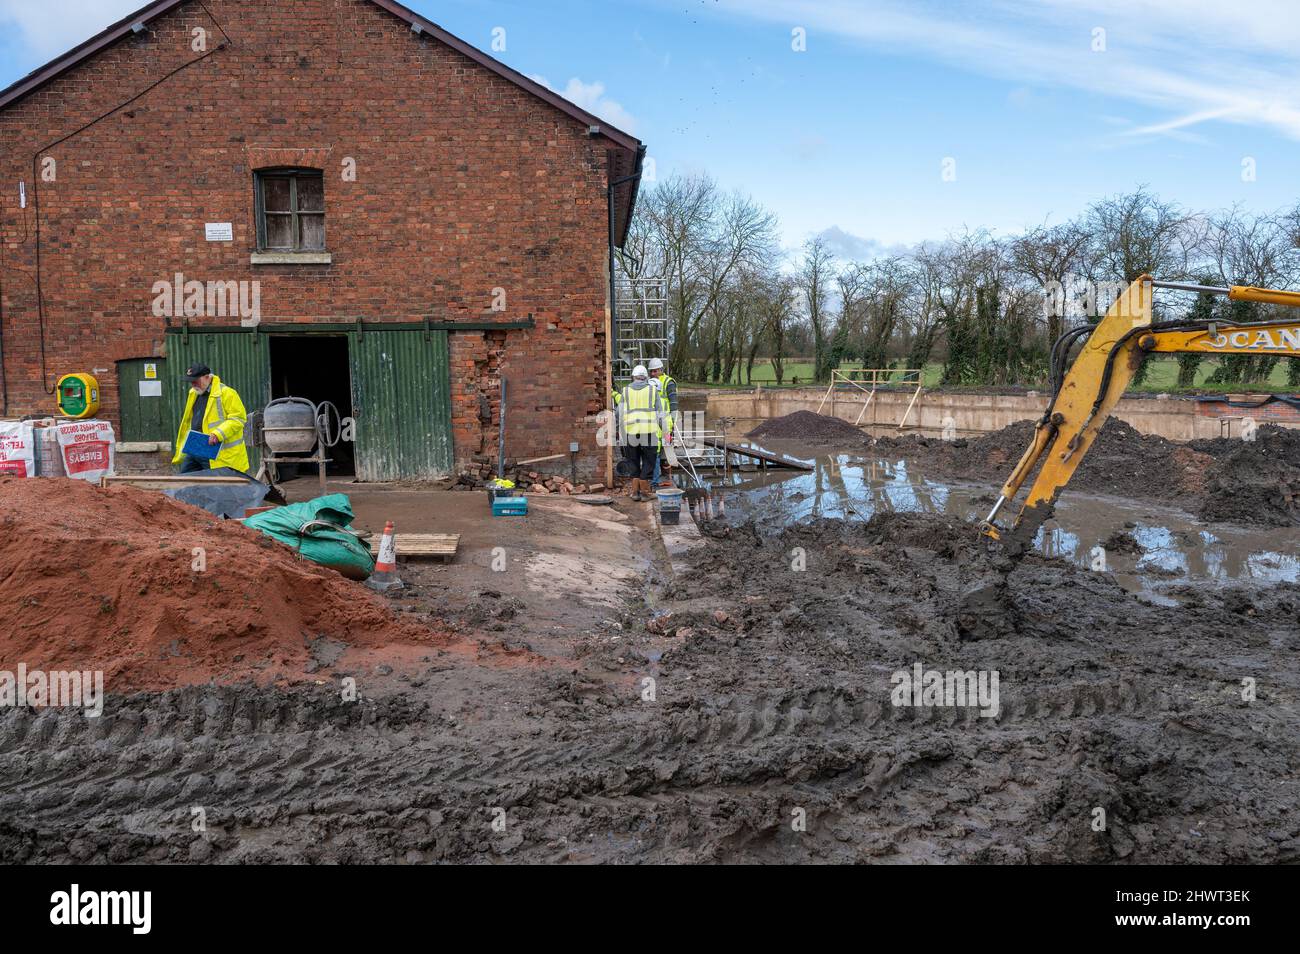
[3,517,1297,863]
[2,427,1298,864]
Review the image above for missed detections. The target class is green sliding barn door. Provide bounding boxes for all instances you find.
[348,328,453,480]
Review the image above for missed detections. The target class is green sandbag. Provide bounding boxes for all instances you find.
[242,493,375,580]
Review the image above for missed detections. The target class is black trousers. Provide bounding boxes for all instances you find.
[629,443,657,481]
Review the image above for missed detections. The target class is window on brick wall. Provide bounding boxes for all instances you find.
[255,169,326,251]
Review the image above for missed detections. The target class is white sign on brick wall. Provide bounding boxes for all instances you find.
[205,222,233,241]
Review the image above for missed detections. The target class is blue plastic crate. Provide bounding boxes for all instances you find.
[491,495,528,517]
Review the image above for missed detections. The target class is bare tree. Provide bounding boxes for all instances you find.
[762,275,797,385]
[1087,187,1195,283]
[834,262,869,371]
[666,183,777,373]
[859,257,912,373]
[1010,220,1093,343]
[629,174,1299,392]
[638,173,716,374]
[902,245,945,371]
[796,238,836,382]
[1199,207,1297,384]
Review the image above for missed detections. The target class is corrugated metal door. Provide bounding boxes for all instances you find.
[349,328,453,480]
[116,357,168,442]
[163,330,269,470]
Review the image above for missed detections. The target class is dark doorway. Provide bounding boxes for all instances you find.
[269,335,355,476]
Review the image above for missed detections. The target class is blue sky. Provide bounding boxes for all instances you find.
[3,0,1299,256]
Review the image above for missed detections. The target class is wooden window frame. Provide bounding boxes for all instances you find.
[254,168,326,252]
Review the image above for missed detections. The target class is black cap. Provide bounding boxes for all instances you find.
[185,364,212,380]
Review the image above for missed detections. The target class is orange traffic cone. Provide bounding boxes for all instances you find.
[366,520,404,592]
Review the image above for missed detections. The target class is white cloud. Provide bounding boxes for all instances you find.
[1122,107,1238,137]
[529,74,638,134]
[812,226,912,261]
[710,0,1300,141]
[0,0,141,61]
[791,134,828,161]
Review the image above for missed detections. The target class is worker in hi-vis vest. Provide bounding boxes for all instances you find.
[171,363,251,474]
[610,385,637,476]
[647,357,677,486]
[615,364,666,502]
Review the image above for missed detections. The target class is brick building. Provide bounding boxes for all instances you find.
[0,0,643,480]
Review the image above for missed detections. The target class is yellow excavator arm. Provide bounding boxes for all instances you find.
[982,275,1300,544]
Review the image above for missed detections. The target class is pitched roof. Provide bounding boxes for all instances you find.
[0,0,644,242]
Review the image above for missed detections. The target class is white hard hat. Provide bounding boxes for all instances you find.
[632,364,648,379]
[647,357,664,371]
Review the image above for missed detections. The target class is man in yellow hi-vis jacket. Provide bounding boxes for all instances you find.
[171,363,251,473]
[614,364,666,502]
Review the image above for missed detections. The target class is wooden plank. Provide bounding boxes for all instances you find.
[368,533,460,562]
[102,475,251,489]
[697,438,813,470]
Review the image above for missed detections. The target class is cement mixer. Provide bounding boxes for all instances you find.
[254,396,344,494]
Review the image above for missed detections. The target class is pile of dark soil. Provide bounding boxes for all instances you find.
[1190,423,1300,463]
[1186,425,1300,526]
[1198,441,1300,527]
[871,418,1212,502]
[871,418,1300,526]
[747,409,865,443]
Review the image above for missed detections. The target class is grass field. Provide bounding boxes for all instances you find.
[685,357,1297,393]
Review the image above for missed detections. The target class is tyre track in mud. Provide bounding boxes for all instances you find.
[2,663,1293,863]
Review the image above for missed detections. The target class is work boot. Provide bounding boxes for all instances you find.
[630,480,644,502]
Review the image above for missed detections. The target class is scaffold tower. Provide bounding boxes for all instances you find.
[612,277,668,384]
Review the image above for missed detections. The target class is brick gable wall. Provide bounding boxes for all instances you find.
[0,0,615,476]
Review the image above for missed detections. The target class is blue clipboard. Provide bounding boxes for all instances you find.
[182,429,220,460]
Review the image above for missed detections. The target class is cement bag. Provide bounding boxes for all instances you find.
[33,423,64,476]
[55,419,115,482]
[242,493,375,580]
[0,421,36,477]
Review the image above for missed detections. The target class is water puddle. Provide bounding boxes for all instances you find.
[700,443,1300,594]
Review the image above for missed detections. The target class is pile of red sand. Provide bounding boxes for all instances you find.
[0,478,453,691]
